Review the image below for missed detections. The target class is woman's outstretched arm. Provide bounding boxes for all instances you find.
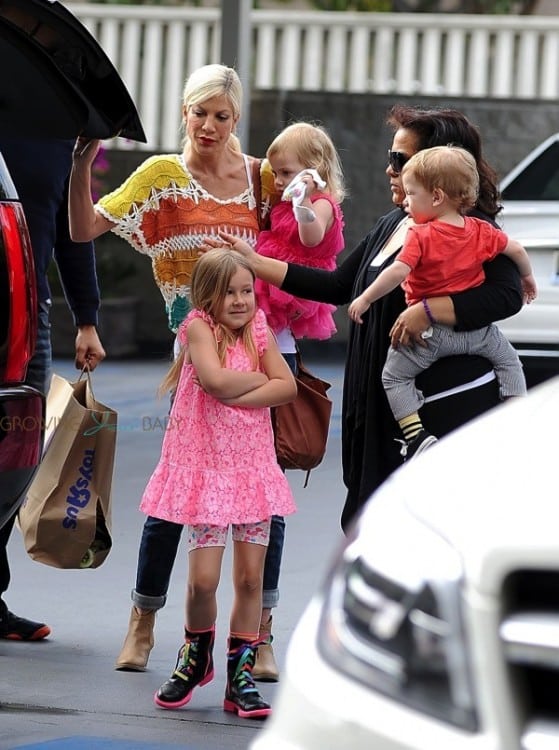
[218,232,289,287]
[219,230,366,307]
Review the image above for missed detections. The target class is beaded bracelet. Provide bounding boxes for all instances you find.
[422,298,436,325]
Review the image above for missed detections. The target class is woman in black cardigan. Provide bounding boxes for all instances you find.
[226,106,522,532]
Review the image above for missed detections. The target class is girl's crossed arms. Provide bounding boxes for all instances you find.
[187,315,296,408]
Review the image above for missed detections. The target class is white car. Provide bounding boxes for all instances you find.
[497,133,559,377]
[250,375,559,750]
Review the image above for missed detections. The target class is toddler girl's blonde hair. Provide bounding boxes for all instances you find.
[402,145,479,213]
[160,249,259,395]
[266,121,346,203]
[182,64,242,153]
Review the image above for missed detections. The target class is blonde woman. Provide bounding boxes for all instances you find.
[69,63,282,675]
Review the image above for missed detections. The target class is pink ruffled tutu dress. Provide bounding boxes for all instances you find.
[255,194,344,340]
[140,308,296,526]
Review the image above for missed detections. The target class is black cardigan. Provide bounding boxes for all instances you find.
[282,207,523,531]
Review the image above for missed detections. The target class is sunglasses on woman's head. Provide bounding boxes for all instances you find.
[387,150,410,174]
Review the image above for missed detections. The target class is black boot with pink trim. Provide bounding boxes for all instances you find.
[223,636,272,719]
[154,625,215,709]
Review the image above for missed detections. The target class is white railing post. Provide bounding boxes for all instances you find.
[421,28,443,95]
[326,26,347,91]
[278,24,302,90]
[348,26,369,93]
[444,29,466,96]
[162,22,186,152]
[467,29,490,97]
[220,0,252,150]
[373,27,395,94]
[139,21,163,149]
[303,26,325,91]
[540,31,559,99]
[120,19,142,104]
[492,30,514,98]
[517,30,539,98]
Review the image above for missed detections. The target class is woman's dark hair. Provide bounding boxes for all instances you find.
[386,105,502,218]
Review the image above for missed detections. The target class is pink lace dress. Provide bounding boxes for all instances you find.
[140,308,296,526]
[255,193,344,340]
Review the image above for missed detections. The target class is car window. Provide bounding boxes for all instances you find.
[501,141,559,201]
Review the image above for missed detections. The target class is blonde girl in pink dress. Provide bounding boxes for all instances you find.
[253,121,346,342]
[141,248,297,719]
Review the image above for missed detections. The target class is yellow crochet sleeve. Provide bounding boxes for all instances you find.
[97,154,190,221]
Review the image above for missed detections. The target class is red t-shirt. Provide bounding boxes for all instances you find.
[397,216,508,305]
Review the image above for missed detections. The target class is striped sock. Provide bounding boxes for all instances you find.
[399,413,423,442]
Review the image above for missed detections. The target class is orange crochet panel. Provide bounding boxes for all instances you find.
[145,196,260,286]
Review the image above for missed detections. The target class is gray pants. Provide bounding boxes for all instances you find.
[382,323,526,421]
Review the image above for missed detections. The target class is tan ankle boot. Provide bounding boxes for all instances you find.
[252,616,279,682]
[115,606,155,671]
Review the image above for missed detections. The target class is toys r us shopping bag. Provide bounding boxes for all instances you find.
[18,371,116,569]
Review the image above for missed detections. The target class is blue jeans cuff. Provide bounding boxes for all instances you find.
[262,589,279,610]
[131,589,166,611]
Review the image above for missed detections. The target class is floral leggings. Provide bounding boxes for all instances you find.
[186,519,271,551]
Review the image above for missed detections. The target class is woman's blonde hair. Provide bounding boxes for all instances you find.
[402,145,479,213]
[181,63,243,153]
[266,121,346,203]
[160,249,259,394]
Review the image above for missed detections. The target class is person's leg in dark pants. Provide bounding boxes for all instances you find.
[0,302,52,641]
[253,514,285,682]
[254,350,296,682]
[133,516,184,608]
[263,513,285,629]
[0,516,13,598]
[115,515,183,671]
[262,514,285,612]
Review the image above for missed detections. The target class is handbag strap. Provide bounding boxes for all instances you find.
[294,348,311,379]
[250,157,265,231]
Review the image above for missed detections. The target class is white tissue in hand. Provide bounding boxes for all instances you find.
[282,177,306,203]
[282,169,326,202]
[282,169,325,223]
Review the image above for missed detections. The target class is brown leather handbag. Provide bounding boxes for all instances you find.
[272,355,332,486]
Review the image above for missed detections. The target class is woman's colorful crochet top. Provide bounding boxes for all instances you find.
[97,153,264,333]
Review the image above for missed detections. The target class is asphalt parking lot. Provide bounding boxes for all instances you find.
[2,351,555,750]
[1,357,346,750]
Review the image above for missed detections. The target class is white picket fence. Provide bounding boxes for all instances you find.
[69,4,559,150]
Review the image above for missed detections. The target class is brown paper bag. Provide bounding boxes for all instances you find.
[18,371,117,569]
